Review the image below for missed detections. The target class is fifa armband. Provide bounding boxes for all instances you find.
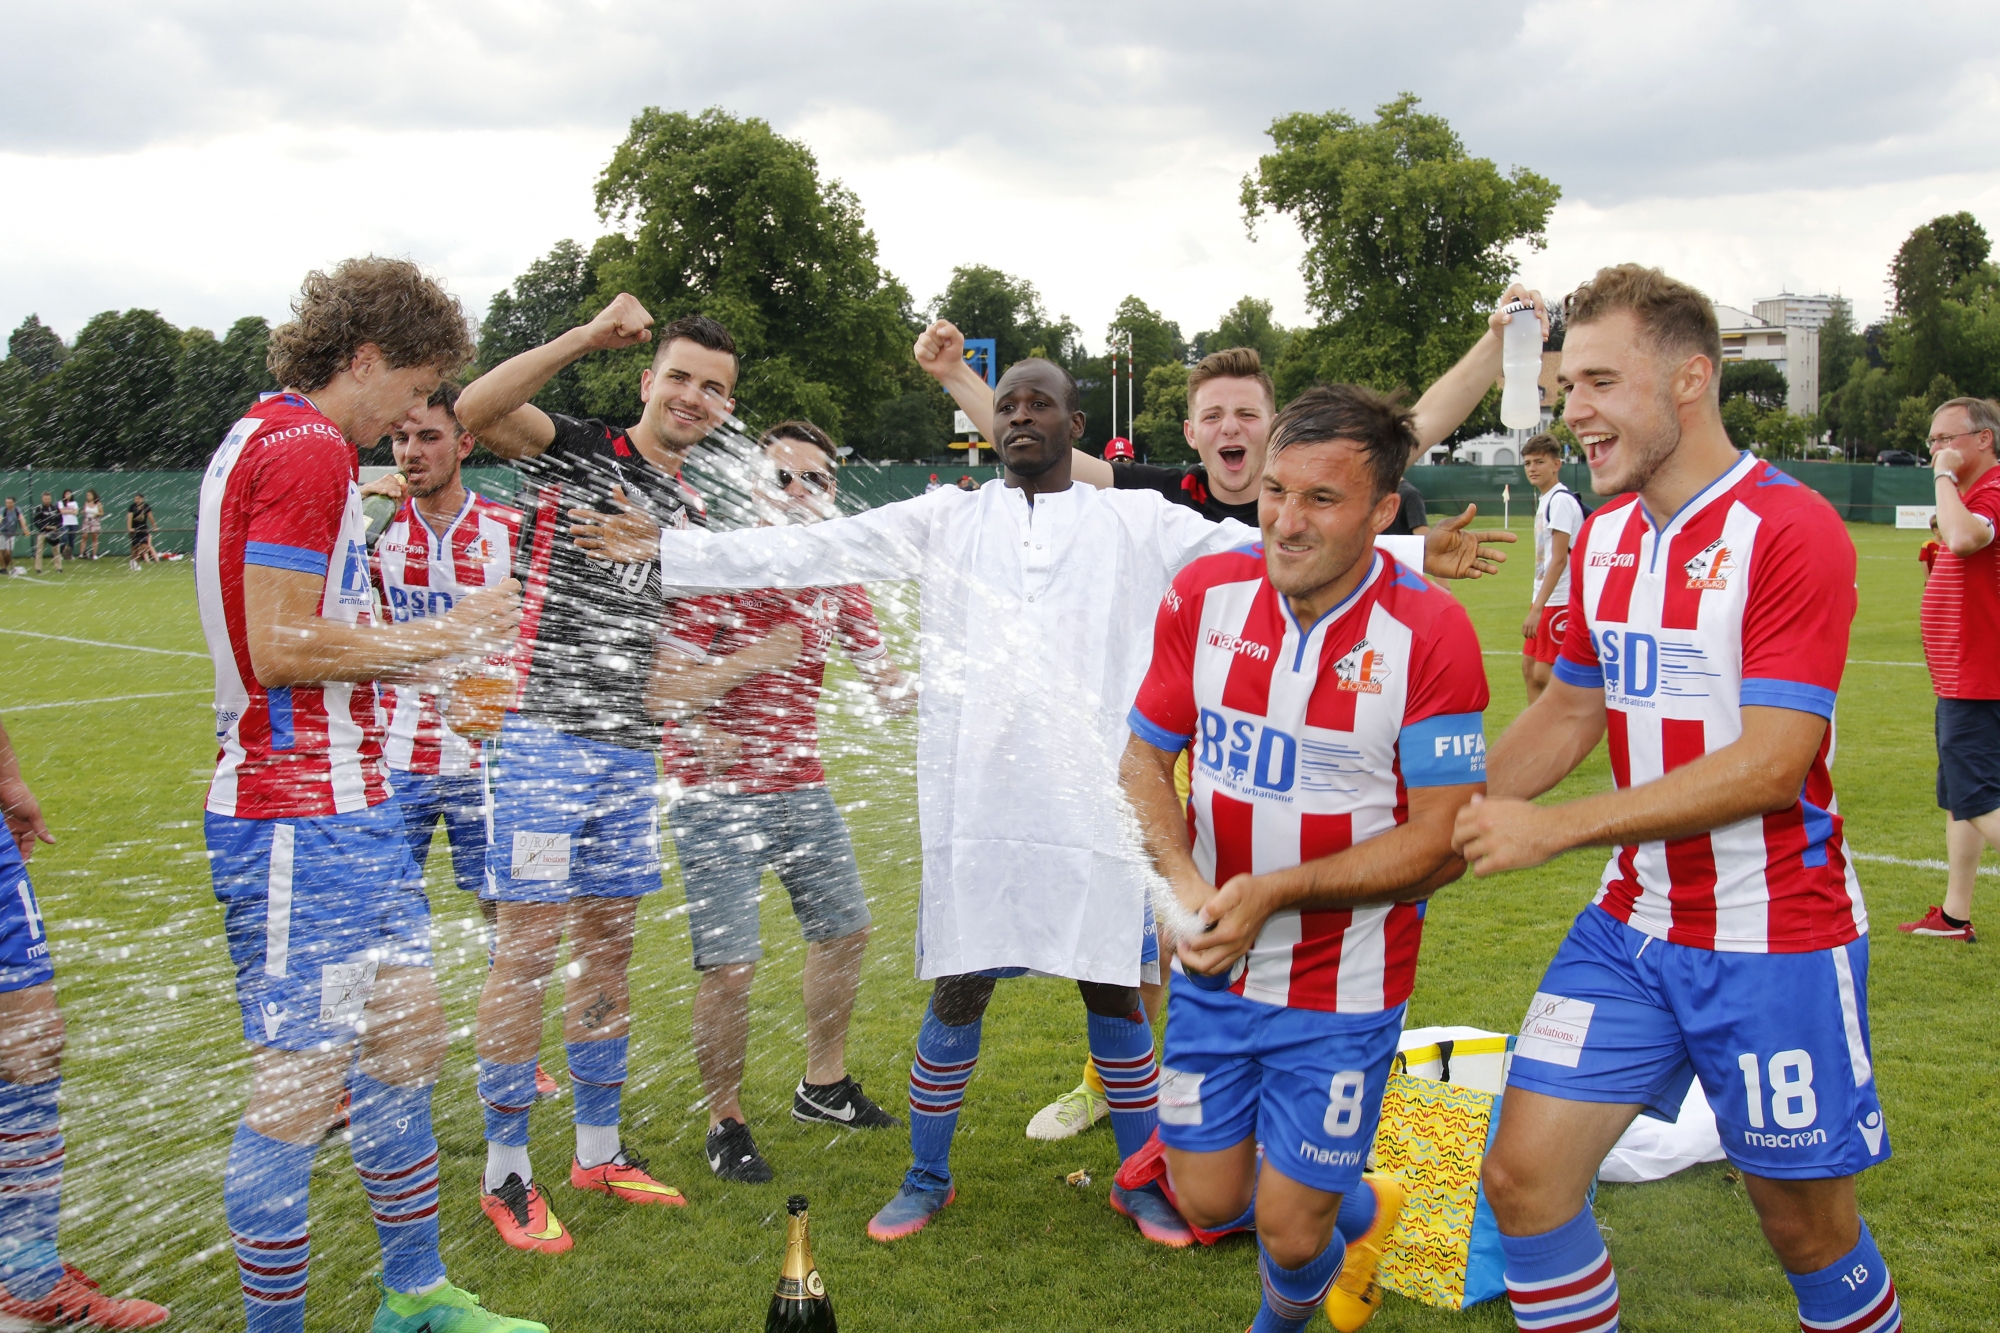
[1399,712,1487,787]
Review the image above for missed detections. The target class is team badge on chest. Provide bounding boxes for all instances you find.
[1685,538,1734,590]
[1333,639,1392,694]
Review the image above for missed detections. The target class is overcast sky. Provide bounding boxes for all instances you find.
[4,1,1997,352]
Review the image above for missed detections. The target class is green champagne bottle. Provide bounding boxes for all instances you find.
[766,1195,836,1332]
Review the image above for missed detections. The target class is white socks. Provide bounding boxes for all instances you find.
[483,1144,531,1192]
[575,1124,622,1170]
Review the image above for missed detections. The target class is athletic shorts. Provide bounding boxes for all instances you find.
[1157,975,1404,1196]
[483,714,662,902]
[391,768,488,895]
[1524,602,1568,665]
[205,800,431,1051]
[1507,904,1888,1180]
[669,785,872,969]
[1935,697,2000,821]
[0,836,54,993]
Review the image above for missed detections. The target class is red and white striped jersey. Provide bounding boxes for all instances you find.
[1130,547,1490,1013]
[373,491,522,776]
[196,393,388,818]
[1553,452,1865,953]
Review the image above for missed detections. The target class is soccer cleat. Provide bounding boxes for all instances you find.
[480,1172,572,1254]
[794,1076,900,1129]
[867,1180,955,1242]
[534,1064,562,1100]
[1325,1173,1407,1332]
[706,1118,774,1183]
[1108,1180,1196,1248]
[1898,905,1976,941]
[369,1277,548,1332]
[1025,1081,1108,1141]
[0,1265,170,1329]
[569,1146,687,1206]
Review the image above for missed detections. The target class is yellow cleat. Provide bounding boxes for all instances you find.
[1325,1173,1405,1331]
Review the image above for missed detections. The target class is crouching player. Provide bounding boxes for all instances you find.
[1455,266,1899,1333]
[196,258,541,1333]
[1121,385,1489,1332]
[0,716,170,1328]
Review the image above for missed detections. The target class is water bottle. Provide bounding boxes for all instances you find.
[1499,301,1543,430]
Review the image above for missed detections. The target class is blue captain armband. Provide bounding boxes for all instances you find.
[1551,656,1604,690]
[1127,705,1192,754]
[1400,712,1487,786]
[243,541,330,576]
[1740,678,1837,719]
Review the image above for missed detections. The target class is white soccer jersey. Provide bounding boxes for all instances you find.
[1553,453,1866,953]
[372,491,521,776]
[1533,485,1586,606]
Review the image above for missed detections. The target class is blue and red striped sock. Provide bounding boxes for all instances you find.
[1787,1220,1900,1333]
[0,1077,62,1303]
[905,1001,981,1192]
[1252,1233,1347,1332]
[1086,1009,1159,1163]
[224,1122,317,1333]
[1500,1207,1620,1333]
[346,1072,444,1296]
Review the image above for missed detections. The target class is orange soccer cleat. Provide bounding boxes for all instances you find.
[480,1173,573,1254]
[569,1147,687,1206]
[0,1264,171,1329]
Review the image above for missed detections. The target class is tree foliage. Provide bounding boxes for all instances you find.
[1244,94,1558,401]
[1131,362,1193,465]
[478,239,597,421]
[1195,296,1292,367]
[1719,358,1789,412]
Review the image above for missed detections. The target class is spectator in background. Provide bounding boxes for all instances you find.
[1383,476,1431,538]
[126,493,156,569]
[924,473,942,493]
[55,491,78,559]
[80,491,103,561]
[0,498,21,578]
[31,493,60,574]
[1519,432,1587,704]
[954,473,979,491]
[1911,395,2000,942]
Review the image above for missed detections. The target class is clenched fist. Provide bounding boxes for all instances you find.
[584,293,655,353]
[914,319,966,381]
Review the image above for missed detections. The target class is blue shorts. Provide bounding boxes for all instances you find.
[0,837,54,993]
[1507,905,1888,1180]
[483,714,663,902]
[206,802,431,1050]
[1935,697,2000,821]
[1157,975,1404,1196]
[391,769,488,896]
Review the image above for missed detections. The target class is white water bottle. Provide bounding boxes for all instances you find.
[1500,300,1543,430]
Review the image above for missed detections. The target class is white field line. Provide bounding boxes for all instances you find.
[0,626,206,658]
[1850,851,2000,879]
[1,689,210,713]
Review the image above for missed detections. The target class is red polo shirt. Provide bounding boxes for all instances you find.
[1921,466,2000,699]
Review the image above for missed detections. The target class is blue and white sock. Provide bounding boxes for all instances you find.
[1086,1008,1159,1163]
[346,1072,444,1297]
[224,1123,318,1333]
[0,1077,62,1302]
[568,1036,629,1169]
[478,1057,538,1190]
[1252,1233,1347,1333]
[1500,1207,1620,1333]
[1787,1220,1900,1333]
[1335,1180,1379,1244]
[905,1000,982,1193]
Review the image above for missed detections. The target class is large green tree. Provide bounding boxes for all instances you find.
[478,239,597,422]
[584,107,916,442]
[930,264,1080,370]
[1195,296,1291,367]
[45,309,184,468]
[1106,295,1187,455]
[1243,94,1558,405]
[168,317,275,465]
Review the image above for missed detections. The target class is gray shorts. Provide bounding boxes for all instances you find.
[669,786,871,969]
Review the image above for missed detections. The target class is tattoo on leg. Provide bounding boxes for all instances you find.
[582,991,616,1030]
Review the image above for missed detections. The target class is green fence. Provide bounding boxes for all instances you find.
[0,471,205,555]
[1402,460,1937,525]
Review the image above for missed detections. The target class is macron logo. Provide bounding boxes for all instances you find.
[1589,552,1636,568]
[1205,629,1270,662]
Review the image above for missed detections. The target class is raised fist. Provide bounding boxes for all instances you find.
[585,293,654,352]
[914,319,966,381]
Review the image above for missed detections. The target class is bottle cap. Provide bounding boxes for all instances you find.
[787,1195,809,1215]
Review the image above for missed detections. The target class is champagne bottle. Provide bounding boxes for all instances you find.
[766,1195,836,1333]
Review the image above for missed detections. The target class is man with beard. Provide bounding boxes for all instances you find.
[1454,265,1899,1333]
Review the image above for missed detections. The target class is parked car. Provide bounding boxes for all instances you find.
[1877,450,1921,467]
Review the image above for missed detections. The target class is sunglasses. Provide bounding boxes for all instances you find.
[775,468,833,493]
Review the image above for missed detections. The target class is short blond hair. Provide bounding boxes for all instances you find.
[1567,264,1721,372]
[1187,347,1275,414]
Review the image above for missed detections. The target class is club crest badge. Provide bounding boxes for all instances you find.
[1333,639,1392,694]
[1684,538,1733,590]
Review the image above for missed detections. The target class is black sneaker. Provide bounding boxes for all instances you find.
[706,1118,774,1183]
[794,1075,900,1129]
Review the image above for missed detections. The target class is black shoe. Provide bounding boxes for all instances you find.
[794,1075,900,1129]
[706,1117,774,1183]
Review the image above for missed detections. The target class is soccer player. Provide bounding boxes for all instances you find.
[451,294,729,1252]
[196,257,541,1333]
[647,420,914,1183]
[1453,265,1900,1333]
[1519,433,1585,704]
[1122,384,1489,1333]
[0,716,170,1327]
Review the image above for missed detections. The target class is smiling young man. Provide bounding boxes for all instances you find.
[1122,384,1488,1333]
[195,257,538,1333]
[449,296,732,1252]
[1452,265,1898,1333]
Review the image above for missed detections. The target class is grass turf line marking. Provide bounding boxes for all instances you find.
[1,689,210,714]
[0,626,206,658]
[1850,850,2000,878]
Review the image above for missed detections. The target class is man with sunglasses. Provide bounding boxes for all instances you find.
[647,421,915,1183]
[450,295,733,1254]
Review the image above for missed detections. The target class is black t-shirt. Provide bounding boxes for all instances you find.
[32,504,59,535]
[1111,462,1259,525]
[512,415,707,750]
[128,501,153,533]
[1383,481,1427,537]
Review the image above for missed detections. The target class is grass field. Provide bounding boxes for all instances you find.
[1,515,1995,1332]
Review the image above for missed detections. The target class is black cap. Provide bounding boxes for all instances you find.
[787,1195,809,1215]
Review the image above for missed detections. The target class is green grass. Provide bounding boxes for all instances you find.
[0,520,1994,1332]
